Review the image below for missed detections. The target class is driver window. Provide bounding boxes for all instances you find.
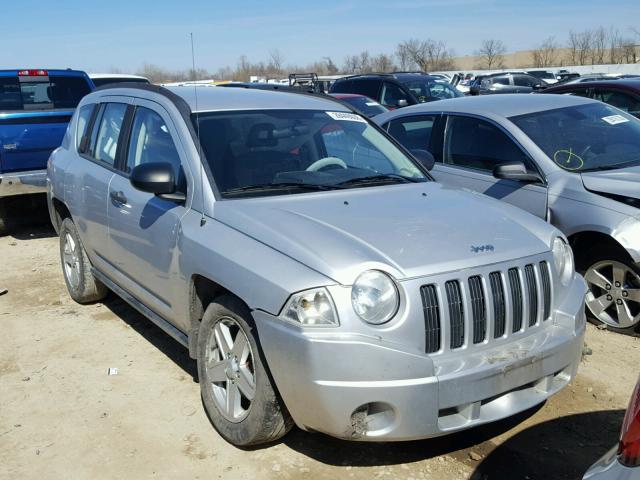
[126,107,185,190]
[380,82,410,108]
[443,116,533,172]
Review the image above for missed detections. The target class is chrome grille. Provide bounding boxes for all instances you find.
[489,272,506,338]
[420,284,441,353]
[421,261,553,354]
[540,261,551,321]
[468,276,486,344]
[509,268,523,332]
[524,264,538,326]
[445,280,464,349]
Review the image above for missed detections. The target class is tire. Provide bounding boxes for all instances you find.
[0,199,9,236]
[59,217,108,304]
[577,245,640,334]
[197,295,293,446]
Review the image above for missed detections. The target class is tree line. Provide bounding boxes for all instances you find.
[133,25,639,83]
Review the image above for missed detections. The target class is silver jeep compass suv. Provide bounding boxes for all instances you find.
[47,84,586,446]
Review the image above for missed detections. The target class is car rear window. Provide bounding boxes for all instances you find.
[0,75,91,111]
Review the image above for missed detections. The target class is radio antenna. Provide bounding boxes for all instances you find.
[190,32,206,226]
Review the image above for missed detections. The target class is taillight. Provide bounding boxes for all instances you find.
[619,376,640,467]
[18,69,48,76]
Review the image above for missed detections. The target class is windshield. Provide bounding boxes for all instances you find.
[510,103,640,172]
[0,75,91,111]
[193,109,428,198]
[401,78,462,102]
[339,96,388,117]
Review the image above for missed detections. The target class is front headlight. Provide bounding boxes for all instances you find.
[282,288,339,326]
[552,236,574,286]
[351,270,399,325]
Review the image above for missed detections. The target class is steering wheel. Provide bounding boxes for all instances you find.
[306,157,347,172]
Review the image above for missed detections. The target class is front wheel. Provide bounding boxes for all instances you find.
[197,295,292,446]
[582,255,640,333]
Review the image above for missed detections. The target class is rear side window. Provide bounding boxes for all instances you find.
[351,80,381,100]
[76,104,95,151]
[126,107,185,190]
[90,103,127,166]
[386,115,437,151]
[0,75,91,111]
[330,80,353,94]
[0,77,21,110]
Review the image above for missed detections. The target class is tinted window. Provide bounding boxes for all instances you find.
[91,77,149,87]
[380,82,410,107]
[386,115,437,151]
[0,77,21,110]
[559,88,590,98]
[92,103,127,166]
[330,80,353,94]
[492,76,510,86]
[511,103,640,171]
[126,107,184,188]
[513,75,538,87]
[350,80,381,100]
[193,109,427,197]
[593,89,640,117]
[443,116,532,171]
[402,79,462,102]
[76,104,95,151]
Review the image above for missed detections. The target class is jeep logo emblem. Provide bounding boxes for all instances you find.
[470,244,495,253]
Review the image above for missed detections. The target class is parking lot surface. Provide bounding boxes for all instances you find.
[1,212,639,480]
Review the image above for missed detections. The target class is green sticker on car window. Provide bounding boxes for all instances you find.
[553,148,584,171]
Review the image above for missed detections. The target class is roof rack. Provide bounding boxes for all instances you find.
[218,82,361,114]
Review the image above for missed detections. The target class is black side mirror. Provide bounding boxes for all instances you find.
[130,162,185,201]
[410,149,435,171]
[397,99,408,108]
[493,162,542,183]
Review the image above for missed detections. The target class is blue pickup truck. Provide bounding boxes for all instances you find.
[0,69,94,233]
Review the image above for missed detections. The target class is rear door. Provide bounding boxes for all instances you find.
[430,114,548,218]
[107,99,191,325]
[0,72,91,173]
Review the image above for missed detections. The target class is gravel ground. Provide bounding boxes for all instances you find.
[1,206,639,480]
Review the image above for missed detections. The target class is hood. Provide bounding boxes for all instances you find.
[214,183,555,285]
[581,165,640,200]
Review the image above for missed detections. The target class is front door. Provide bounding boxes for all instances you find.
[107,100,191,326]
[431,114,548,219]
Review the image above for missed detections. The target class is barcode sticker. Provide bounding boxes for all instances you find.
[602,114,629,125]
[326,111,367,123]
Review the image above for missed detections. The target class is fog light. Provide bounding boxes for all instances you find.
[350,402,396,438]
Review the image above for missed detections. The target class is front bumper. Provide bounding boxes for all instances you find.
[0,170,47,197]
[255,273,586,441]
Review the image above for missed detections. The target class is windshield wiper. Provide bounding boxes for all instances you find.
[581,160,640,172]
[335,174,424,187]
[223,182,342,196]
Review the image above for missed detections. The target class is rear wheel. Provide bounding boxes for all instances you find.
[59,218,107,304]
[579,248,640,333]
[197,295,292,446]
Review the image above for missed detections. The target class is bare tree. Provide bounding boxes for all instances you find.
[322,57,339,75]
[531,37,558,67]
[396,38,456,71]
[267,49,285,74]
[475,39,507,69]
[590,26,607,64]
[370,53,396,72]
[568,30,593,65]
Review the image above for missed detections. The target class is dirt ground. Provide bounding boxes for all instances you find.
[1,205,639,480]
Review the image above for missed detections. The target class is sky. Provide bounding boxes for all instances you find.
[2,0,638,73]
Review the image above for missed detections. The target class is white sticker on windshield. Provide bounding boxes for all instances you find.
[326,111,367,123]
[365,102,378,106]
[602,114,629,125]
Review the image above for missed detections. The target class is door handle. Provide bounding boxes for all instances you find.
[109,190,127,205]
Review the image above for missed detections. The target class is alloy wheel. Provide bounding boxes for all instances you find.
[62,232,81,290]
[204,317,256,422]
[585,260,640,329]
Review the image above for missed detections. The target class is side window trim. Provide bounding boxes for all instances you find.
[441,113,546,184]
[114,105,135,175]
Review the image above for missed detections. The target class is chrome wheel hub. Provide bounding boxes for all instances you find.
[62,232,81,290]
[585,260,640,329]
[204,317,256,422]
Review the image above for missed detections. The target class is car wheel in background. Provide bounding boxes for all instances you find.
[579,248,640,334]
[197,295,293,446]
[59,217,108,304]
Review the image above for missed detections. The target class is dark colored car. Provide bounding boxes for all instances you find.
[469,72,547,95]
[330,72,462,109]
[543,79,640,118]
[329,93,388,117]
